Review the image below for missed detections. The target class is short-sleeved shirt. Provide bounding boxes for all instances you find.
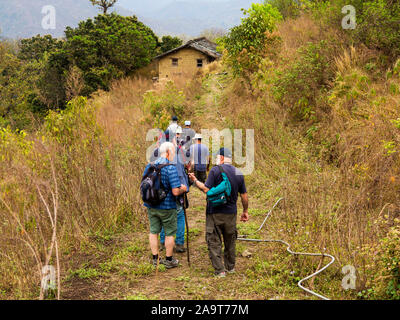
[189,143,209,172]
[182,128,196,148]
[205,164,247,214]
[150,147,189,190]
[142,157,181,210]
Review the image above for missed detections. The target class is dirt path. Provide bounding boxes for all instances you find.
[61,74,318,300]
[62,188,306,300]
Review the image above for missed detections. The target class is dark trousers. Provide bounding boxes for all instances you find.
[206,213,238,274]
[194,170,207,183]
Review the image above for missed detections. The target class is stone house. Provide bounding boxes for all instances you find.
[154,37,222,79]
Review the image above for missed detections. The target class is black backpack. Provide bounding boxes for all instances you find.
[140,164,173,206]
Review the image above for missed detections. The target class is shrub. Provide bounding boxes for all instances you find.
[361,216,400,299]
[271,40,332,120]
[356,0,400,60]
[219,3,282,84]
[143,82,186,129]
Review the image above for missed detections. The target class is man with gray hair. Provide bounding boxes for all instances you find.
[142,142,187,269]
[189,148,249,277]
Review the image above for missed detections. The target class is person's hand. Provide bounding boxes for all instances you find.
[180,184,188,193]
[188,173,196,182]
[240,210,249,222]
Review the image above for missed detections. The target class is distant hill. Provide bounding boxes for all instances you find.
[133,0,263,36]
[0,0,262,39]
[0,0,133,39]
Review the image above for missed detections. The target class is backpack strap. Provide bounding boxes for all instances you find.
[155,163,174,190]
[217,165,232,201]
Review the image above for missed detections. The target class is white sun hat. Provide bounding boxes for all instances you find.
[194,134,202,140]
[176,127,183,134]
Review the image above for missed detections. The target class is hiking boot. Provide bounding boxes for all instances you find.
[160,243,165,252]
[152,257,162,267]
[215,271,226,278]
[161,257,179,269]
[175,244,186,253]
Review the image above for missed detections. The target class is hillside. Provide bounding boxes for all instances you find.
[0,0,133,38]
[0,0,261,38]
[1,0,400,301]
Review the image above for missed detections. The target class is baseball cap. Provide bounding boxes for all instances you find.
[193,134,202,140]
[185,121,191,126]
[172,116,178,121]
[176,127,183,134]
[214,147,232,158]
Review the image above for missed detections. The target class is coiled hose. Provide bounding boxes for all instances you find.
[237,198,336,300]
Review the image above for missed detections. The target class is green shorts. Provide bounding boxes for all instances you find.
[147,207,178,236]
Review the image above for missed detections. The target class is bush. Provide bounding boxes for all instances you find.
[271,41,332,120]
[356,0,400,60]
[143,82,186,129]
[361,216,400,299]
[267,0,302,19]
[220,3,282,83]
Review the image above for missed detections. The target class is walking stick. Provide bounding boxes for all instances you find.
[183,193,191,267]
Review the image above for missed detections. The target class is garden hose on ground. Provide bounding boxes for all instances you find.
[237,198,336,300]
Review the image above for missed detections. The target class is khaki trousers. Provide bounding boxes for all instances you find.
[205,213,238,274]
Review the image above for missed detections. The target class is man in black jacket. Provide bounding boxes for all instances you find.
[189,148,249,277]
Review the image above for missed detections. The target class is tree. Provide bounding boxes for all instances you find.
[220,3,282,82]
[18,35,63,61]
[266,0,301,19]
[90,0,117,14]
[64,13,158,94]
[159,36,183,53]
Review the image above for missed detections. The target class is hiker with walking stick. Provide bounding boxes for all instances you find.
[141,142,187,269]
[159,133,191,256]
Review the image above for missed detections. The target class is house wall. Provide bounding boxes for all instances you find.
[158,48,212,79]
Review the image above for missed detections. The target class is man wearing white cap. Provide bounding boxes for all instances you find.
[182,120,196,151]
[167,116,182,135]
[188,134,210,183]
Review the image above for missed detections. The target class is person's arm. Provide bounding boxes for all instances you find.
[240,193,249,222]
[169,166,187,196]
[188,173,209,194]
[172,185,187,196]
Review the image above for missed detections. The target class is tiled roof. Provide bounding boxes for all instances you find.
[155,37,222,60]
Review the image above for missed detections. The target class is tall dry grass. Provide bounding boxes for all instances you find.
[0,75,183,299]
[214,14,400,296]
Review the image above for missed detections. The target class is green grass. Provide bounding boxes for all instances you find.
[69,265,101,280]
[126,293,154,300]
[237,222,261,239]
[249,208,268,217]
[173,275,191,282]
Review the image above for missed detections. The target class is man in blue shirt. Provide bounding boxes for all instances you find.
[189,148,249,277]
[188,134,210,183]
[143,142,187,269]
[159,138,190,253]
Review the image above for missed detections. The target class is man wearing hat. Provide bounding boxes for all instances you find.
[188,134,210,183]
[167,116,182,135]
[188,148,249,277]
[182,121,196,150]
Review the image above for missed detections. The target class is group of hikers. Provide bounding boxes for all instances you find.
[141,116,249,277]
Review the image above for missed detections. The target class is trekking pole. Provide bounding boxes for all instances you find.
[183,193,191,267]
